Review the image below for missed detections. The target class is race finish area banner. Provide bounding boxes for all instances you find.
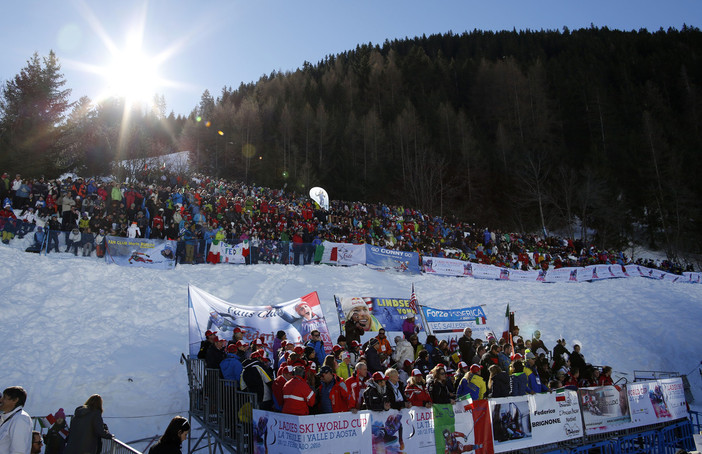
[252,400,493,454]
[421,305,493,343]
[105,236,176,269]
[334,295,424,344]
[188,285,332,357]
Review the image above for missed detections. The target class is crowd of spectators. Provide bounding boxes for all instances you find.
[198,324,615,416]
[0,170,693,273]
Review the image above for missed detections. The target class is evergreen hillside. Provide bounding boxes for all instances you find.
[2,27,701,259]
[182,26,702,258]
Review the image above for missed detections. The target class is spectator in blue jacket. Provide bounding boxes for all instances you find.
[220,345,243,385]
[305,330,327,366]
[525,352,548,393]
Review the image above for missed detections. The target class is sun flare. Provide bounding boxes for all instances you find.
[104,38,162,107]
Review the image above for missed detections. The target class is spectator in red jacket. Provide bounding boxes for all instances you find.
[273,365,294,411]
[346,362,369,410]
[598,366,614,386]
[405,369,432,408]
[282,366,316,415]
[317,366,350,413]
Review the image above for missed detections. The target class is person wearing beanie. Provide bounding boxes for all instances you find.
[44,408,69,454]
[220,344,244,385]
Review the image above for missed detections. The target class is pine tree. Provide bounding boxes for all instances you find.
[0,51,72,175]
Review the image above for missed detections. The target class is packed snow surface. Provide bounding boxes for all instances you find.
[2,245,701,449]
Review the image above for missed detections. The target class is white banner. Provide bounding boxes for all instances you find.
[419,255,694,284]
[423,256,472,276]
[489,391,582,453]
[320,241,367,266]
[658,378,688,420]
[188,285,333,356]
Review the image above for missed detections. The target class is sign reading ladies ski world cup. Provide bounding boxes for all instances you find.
[188,285,332,357]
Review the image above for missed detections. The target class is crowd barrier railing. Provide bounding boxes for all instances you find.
[182,357,259,454]
[31,416,142,454]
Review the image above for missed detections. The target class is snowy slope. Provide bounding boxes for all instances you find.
[1,245,701,449]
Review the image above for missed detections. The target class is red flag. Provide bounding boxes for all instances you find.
[408,283,418,314]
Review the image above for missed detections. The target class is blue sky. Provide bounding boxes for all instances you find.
[2,0,700,117]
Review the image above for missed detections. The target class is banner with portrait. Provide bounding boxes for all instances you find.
[105,236,176,269]
[334,295,424,345]
[188,285,332,357]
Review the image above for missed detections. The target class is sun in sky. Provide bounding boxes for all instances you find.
[68,1,189,112]
[102,33,163,107]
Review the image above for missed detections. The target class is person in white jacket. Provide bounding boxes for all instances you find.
[0,386,32,454]
[392,336,415,369]
[127,222,141,238]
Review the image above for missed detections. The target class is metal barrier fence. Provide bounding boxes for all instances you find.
[100,437,143,454]
[32,417,142,454]
[182,357,259,454]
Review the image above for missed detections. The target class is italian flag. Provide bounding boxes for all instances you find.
[475,316,486,325]
[457,393,473,410]
[556,388,566,402]
[38,413,56,429]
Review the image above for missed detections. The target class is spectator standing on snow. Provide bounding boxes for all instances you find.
[0,386,32,454]
[148,416,190,454]
[64,394,113,454]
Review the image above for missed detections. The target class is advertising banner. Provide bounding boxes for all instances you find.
[251,409,371,454]
[320,241,367,266]
[658,378,688,420]
[627,381,663,426]
[188,285,332,357]
[543,267,580,283]
[579,385,633,435]
[105,235,176,269]
[489,391,583,452]
[489,396,532,452]
[422,256,472,276]
[530,391,583,444]
[365,245,421,274]
[421,305,493,343]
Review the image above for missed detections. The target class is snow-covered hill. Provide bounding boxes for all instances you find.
[1,245,701,450]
